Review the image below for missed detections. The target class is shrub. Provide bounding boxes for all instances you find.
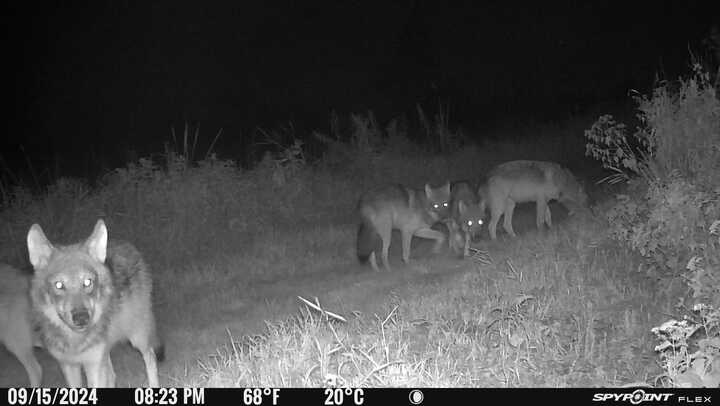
[585,65,720,275]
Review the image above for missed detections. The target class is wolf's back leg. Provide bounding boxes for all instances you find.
[127,312,161,387]
[535,199,549,230]
[487,196,505,240]
[376,217,393,271]
[130,338,159,387]
[400,228,413,264]
[488,209,501,240]
[368,252,380,272]
[136,345,159,387]
[544,205,552,228]
[502,199,517,237]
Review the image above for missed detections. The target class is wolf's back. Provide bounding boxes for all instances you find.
[106,240,152,295]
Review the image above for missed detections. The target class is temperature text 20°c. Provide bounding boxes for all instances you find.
[324,389,364,405]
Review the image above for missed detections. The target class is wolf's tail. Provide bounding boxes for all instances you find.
[357,218,380,263]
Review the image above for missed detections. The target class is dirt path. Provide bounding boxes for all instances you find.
[0,203,559,387]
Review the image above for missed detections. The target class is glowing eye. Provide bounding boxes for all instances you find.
[443,202,448,207]
[467,221,473,227]
[478,219,484,225]
[433,204,439,209]
[83,278,93,288]
[54,281,64,290]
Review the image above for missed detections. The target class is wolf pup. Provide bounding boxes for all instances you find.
[447,181,486,257]
[357,182,450,272]
[27,219,163,387]
[0,264,43,387]
[481,160,588,240]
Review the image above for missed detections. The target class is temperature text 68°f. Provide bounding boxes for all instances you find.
[242,389,280,406]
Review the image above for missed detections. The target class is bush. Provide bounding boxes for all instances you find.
[585,65,720,275]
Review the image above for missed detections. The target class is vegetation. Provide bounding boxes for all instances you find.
[585,64,720,387]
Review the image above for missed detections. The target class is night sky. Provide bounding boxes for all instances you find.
[6,1,717,181]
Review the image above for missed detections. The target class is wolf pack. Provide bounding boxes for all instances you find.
[0,159,587,388]
[357,160,588,271]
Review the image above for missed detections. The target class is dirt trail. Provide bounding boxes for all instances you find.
[0,203,560,387]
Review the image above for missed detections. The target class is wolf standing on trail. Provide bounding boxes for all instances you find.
[480,160,588,240]
[26,219,163,387]
[356,182,450,272]
[0,264,43,387]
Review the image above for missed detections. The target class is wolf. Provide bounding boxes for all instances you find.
[0,264,43,387]
[447,181,486,257]
[26,219,163,387]
[357,182,450,272]
[481,160,588,240]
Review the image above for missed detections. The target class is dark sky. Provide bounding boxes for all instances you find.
[5,1,717,180]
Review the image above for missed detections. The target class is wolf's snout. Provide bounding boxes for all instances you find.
[71,308,90,327]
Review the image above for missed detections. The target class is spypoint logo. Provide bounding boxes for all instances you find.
[593,389,673,404]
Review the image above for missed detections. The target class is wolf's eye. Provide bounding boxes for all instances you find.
[478,219,484,225]
[467,220,473,227]
[83,278,93,288]
[54,281,64,290]
[443,202,448,207]
[433,204,439,209]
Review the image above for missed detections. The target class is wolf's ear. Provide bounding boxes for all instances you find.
[27,224,54,270]
[85,219,108,263]
[458,200,467,215]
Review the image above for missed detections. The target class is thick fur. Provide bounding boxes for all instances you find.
[0,264,42,387]
[480,160,588,240]
[27,220,163,387]
[447,181,486,257]
[357,182,450,271]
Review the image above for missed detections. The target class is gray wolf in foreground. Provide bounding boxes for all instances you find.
[447,181,486,257]
[0,264,42,386]
[357,182,450,271]
[480,160,588,240]
[27,219,163,387]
